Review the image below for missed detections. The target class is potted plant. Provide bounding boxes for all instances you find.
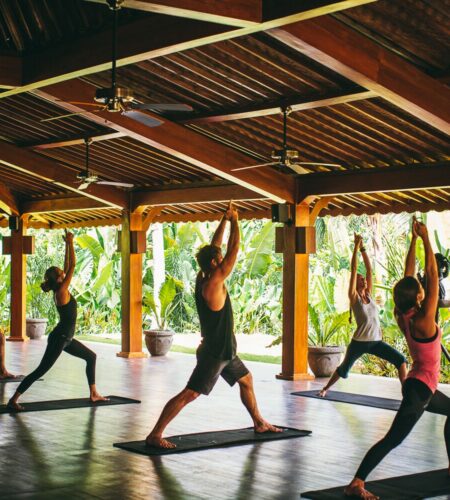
[26,281,49,340]
[307,304,349,377]
[143,276,182,356]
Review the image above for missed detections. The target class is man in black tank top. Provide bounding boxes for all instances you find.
[146,202,280,449]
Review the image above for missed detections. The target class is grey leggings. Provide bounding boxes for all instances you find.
[356,377,450,480]
[17,332,96,394]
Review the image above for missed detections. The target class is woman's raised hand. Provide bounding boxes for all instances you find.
[63,230,74,243]
[413,217,428,239]
[354,233,363,248]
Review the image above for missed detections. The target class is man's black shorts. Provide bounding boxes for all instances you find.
[187,347,249,395]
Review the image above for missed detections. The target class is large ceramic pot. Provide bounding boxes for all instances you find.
[308,345,345,378]
[144,329,174,356]
[26,318,48,340]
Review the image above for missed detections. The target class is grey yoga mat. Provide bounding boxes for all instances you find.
[301,469,450,499]
[291,390,401,411]
[114,426,311,456]
[0,375,26,384]
[0,395,140,414]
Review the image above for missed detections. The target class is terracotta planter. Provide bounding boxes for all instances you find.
[308,345,345,378]
[26,318,48,340]
[144,329,174,356]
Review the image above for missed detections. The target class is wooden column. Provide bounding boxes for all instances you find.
[277,204,314,380]
[9,217,28,342]
[117,210,148,358]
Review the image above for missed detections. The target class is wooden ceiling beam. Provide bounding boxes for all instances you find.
[20,196,109,214]
[29,132,124,150]
[0,181,19,216]
[84,0,262,27]
[184,89,376,124]
[297,162,450,201]
[0,55,22,88]
[48,217,122,230]
[154,208,271,223]
[131,183,266,210]
[36,80,296,203]
[0,0,374,100]
[268,16,450,134]
[0,141,129,209]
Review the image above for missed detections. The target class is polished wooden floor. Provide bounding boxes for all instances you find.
[1,339,448,499]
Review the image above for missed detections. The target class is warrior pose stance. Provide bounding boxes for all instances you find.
[146,202,280,449]
[319,234,407,397]
[345,218,450,499]
[8,232,107,410]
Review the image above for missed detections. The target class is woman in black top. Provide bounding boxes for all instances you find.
[8,231,107,410]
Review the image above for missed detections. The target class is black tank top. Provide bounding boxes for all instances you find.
[195,274,236,360]
[54,294,77,338]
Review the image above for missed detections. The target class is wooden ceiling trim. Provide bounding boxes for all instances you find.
[32,132,125,150]
[323,199,450,217]
[184,89,376,124]
[269,16,450,134]
[154,208,271,223]
[84,0,263,27]
[0,141,129,209]
[36,80,296,203]
[297,162,450,201]
[20,196,109,215]
[0,181,20,216]
[131,184,265,210]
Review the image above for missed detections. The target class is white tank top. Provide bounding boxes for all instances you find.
[352,295,382,342]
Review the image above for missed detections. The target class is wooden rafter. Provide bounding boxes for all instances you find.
[0,141,129,210]
[132,183,265,210]
[30,132,125,151]
[297,162,450,201]
[20,197,109,215]
[268,16,450,134]
[0,0,374,100]
[154,208,271,223]
[36,81,296,203]
[184,89,376,124]
[0,182,19,216]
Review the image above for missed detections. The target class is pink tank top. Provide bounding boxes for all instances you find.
[396,308,441,392]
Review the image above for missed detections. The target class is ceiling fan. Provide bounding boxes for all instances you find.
[231,107,341,175]
[42,0,193,125]
[76,138,134,190]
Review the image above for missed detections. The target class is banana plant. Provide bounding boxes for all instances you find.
[143,275,183,330]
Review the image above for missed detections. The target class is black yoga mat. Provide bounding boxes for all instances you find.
[291,390,401,411]
[0,395,140,414]
[301,469,450,499]
[114,426,311,456]
[0,375,25,384]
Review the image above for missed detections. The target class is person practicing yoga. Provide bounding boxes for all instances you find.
[0,328,16,380]
[7,231,107,411]
[345,218,450,500]
[146,202,280,449]
[319,234,407,397]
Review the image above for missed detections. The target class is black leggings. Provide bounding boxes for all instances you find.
[356,377,450,480]
[17,332,96,394]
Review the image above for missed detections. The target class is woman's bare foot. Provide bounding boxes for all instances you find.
[90,392,109,403]
[344,478,379,499]
[254,420,282,433]
[146,435,176,449]
[0,371,17,380]
[318,388,328,397]
[7,400,24,412]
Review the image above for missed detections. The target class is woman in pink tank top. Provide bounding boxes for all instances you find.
[345,218,450,500]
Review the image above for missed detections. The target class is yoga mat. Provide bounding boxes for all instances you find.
[0,375,25,384]
[301,469,450,499]
[0,395,140,414]
[291,390,401,411]
[114,426,311,456]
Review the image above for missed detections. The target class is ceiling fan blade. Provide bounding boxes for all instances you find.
[231,162,277,171]
[296,162,341,167]
[78,182,91,190]
[131,103,193,112]
[96,181,134,188]
[122,110,164,128]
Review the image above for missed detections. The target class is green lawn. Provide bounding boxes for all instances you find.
[76,334,281,365]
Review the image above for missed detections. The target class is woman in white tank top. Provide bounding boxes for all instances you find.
[319,234,407,397]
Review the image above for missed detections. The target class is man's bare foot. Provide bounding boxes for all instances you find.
[344,478,379,499]
[90,392,109,403]
[318,388,328,397]
[254,420,282,433]
[146,435,177,449]
[0,371,17,380]
[7,400,24,412]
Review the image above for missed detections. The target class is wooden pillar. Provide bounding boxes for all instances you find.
[277,204,314,380]
[9,217,28,342]
[117,210,148,358]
